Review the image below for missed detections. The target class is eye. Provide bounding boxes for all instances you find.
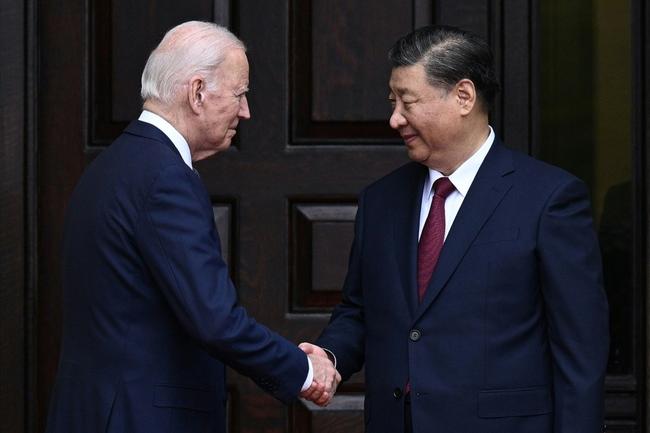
[388,98,396,108]
[234,88,249,100]
[402,100,418,110]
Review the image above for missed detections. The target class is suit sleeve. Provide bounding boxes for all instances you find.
[134,164,307,403]
[537,177,609,432]
[315,191,367,380]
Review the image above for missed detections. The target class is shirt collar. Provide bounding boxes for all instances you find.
[425,126,495,197]
[138,110,193,169]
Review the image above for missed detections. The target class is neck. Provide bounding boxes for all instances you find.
[143,100,196,158]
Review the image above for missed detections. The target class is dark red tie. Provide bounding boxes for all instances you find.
[406,177,456,396]
[417,177,455,302]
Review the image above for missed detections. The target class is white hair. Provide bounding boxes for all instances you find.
[140,21,245,105]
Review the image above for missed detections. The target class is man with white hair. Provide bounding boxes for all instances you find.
[45,21,339,433]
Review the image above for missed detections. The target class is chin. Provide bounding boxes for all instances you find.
[406,148,430,164]
[212,139,232,152]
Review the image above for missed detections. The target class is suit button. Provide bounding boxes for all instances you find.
[409,329,421,341]
[393,388,402,399]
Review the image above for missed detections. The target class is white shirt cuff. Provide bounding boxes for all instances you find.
[322,348,337,369]
[301,356,314,392]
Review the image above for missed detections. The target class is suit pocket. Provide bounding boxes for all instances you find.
[472,227,519,246]
[478,386,552,418]
[153,385,216,412]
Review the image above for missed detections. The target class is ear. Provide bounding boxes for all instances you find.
[188,75,206,115]
[455,79,477,116]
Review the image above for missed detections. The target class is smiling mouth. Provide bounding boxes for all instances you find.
[401,134,417,144]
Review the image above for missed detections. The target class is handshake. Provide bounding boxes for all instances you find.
[299,342,341,406]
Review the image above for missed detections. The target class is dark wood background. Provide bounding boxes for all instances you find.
[1,2,28,433]
[1,0,648,432]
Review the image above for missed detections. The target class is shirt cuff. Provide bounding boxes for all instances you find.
[300,356,314,392]
[322,348,337,369]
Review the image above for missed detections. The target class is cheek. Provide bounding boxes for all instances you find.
[208,103,231,122]
[409,113,433,134]
[216,107,238,126]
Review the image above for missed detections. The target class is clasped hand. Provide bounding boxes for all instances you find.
[299,342,341,406]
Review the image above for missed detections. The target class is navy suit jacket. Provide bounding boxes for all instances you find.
[46,121,308,433]
[317,140,609,433]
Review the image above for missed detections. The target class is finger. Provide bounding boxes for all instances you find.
[316,391,331,406]
[324,377,334,393]
[313,392,327,406]
[302,381,324,399]
[308,389,324,402]
[303,343,328,359]
[301,390,318,401]
[326,369,339,391]
[307,382,325,401]
[300,386,317,400]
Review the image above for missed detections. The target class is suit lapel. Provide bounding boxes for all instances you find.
[413,142,515,322]
[393,163,428,317]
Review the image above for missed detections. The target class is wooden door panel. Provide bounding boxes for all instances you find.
[92,0,231,145]
[291,397,365,433]
[291,0,431,142]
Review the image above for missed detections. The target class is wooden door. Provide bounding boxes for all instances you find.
[35,1,537,432]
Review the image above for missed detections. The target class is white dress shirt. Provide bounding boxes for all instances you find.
[137,111,315,392]
[418,126,495,240]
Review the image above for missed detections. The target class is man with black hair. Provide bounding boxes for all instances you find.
[302,25,608,433]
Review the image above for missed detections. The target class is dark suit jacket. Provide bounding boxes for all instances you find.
[317,140,608,433]
[46,121,307,433]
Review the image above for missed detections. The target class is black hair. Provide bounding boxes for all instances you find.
[388,25,500,111]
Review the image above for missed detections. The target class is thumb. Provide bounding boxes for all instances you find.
[299,342,316,354]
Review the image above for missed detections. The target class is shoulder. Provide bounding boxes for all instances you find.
[114,123,181,166]
[481,143,594,220]
[493,143,586,196]
[512,148,577,181]
[75,124,195,208]
[362,161,425,197]
[96,124,188,182]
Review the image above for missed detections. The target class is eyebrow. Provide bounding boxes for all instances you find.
[389,85,413,96]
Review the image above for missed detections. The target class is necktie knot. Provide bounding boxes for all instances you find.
[433,177,455,199]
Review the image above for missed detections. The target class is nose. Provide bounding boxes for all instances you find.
[389,107,406,129]
[239,95,251,120]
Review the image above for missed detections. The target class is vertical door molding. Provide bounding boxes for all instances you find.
[638,0,650,430]
[37,0,89,431]
[492,0,537,153]
[0,0,38,432]
[0,1,27,431]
